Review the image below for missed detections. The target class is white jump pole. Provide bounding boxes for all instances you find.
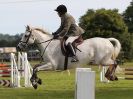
[18,52,21,71]
[75,68,95,99]
[11,53,14,87]
[10,52,32,88]
[100,66,109,83]
[23,52,32,87]
[10,53,21,87]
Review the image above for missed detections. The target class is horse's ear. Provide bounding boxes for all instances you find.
[26,25,30,31]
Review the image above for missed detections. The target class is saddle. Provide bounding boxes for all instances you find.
[60,35,84,70]
[60,35,83,57]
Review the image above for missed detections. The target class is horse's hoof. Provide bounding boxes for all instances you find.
[30,78,38,89]
[37,78,42,85]
[105,76,111,81]
[114,76,118,81]
[31,81,38,89]
[110,75,118,81]
[33,84,38,89]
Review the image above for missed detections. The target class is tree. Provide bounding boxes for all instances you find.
[79,9,128,38]
[79,9,133,60]
[0,33,38,51]
[123,0,133,34]
[0,33,22,47]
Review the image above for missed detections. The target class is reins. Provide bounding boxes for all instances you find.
[38,38,54,63]
[36,38,53,44]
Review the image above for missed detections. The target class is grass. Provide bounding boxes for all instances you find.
[0,62,133,99]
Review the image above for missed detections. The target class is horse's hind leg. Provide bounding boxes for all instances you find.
[101,56,118,81]
[110,62,118,81]
[105,61,118,81]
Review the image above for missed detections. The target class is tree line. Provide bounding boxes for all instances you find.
[0,34,22,47]
[0,0,133,60]
[79,1,133,60]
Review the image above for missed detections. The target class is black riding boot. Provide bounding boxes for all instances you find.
[67,42,78,62]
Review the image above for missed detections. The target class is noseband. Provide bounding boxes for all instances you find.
[19,30,32,47]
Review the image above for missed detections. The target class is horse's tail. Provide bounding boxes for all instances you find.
[108,38,121,60]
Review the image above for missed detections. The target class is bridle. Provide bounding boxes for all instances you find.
[19,30,32,47]
[19,29,53,63]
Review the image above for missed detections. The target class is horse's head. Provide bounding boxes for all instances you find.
[17,25,35,51]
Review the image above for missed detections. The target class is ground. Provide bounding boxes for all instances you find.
[0,62,133,99]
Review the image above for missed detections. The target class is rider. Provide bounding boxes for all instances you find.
[53,4,84,62]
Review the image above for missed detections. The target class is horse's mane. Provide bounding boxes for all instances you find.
[34,28,50,35]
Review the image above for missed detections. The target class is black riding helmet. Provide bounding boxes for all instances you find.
[55,5,67,14]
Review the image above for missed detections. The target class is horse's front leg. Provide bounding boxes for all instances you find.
[30,62,53,89]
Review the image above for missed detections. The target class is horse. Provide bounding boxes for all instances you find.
[17,25,121,89]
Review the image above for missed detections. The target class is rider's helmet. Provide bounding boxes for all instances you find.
[55,5,67,14]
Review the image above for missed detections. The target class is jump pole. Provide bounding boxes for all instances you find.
[0,52,32,88]
[17,52,32,87]
[11,53,21,87]
[75,68,95,99]
[23,52,32,87]
[100,66,109,83]
[120,68,133,80]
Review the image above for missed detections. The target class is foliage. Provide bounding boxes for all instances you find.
[0,33,22,47]
[122,0,133,60]
[79,9,128,38]
[123,0,133,34]
[79,9,133,59]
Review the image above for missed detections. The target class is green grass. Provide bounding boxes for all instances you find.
[0,62,133,99]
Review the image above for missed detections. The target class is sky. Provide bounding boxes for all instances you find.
[0,0,132,35]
